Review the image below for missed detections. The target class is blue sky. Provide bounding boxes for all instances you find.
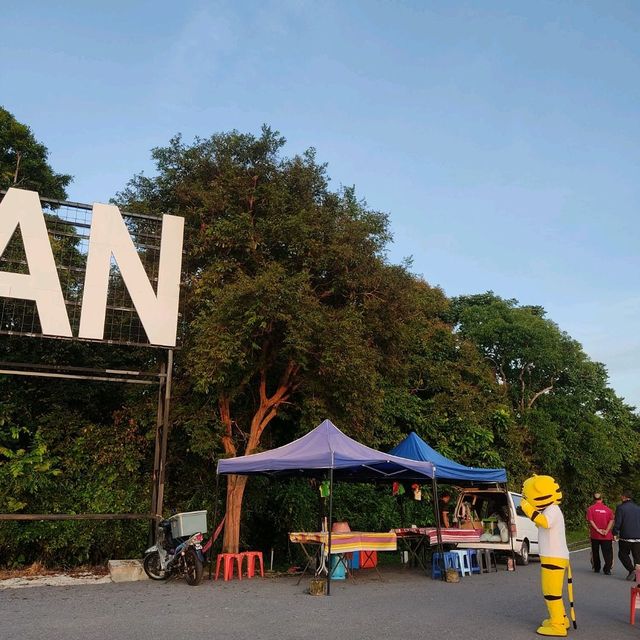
[2,1,639,408]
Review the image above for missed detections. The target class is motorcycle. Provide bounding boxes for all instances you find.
[143,518,205,585]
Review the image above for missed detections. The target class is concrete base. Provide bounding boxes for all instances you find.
[108,559,148,583]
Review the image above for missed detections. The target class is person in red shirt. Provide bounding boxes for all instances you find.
[586,492,614,574]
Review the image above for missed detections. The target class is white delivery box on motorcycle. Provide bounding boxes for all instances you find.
[169,510,207,538]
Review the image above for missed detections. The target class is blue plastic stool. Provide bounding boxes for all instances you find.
[346,551,360,570]
[432,551,460,579]
[466,549,481,574]
[450,550,471,576]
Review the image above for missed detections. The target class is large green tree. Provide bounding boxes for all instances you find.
[117,128,410,551]
[450,293,585,414]
[450,292,640,519]
[118,127,503,551]
[0,107,71,199]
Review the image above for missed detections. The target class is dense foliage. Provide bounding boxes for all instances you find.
[450,293,640,525]
[0,106,71,200]
[0,118,638,565]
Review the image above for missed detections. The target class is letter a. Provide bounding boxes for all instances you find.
[78,203,184,347]
[0,188,72,337]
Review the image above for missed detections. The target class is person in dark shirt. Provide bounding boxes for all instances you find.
[438,491,452,528]
[613,489,640,580]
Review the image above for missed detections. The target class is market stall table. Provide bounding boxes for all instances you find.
[393,527,483,572]
[289,531,397,583]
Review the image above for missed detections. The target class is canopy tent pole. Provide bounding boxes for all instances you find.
[208,473,221,580]
[326,465,334,596]
[431,469,445,579]
[503,481,517,570]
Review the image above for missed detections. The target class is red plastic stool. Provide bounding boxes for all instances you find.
[242,551,264,578]
[215,553,243,581]
[631,586,640,624]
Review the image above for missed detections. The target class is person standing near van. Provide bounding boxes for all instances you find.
[438,492,452,528]
[613,490,640,581]
[586,493,614,574]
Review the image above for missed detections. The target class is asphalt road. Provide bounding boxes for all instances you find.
[1,549,637,640]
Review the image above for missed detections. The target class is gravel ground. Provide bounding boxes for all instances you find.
[0,572,111,589]
[1,549,636,640]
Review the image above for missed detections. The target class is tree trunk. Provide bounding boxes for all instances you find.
[12,150,21,185]
[221,474,248,553]
[218,363,299,553]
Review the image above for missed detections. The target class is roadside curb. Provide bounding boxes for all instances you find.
[108,559,148,583]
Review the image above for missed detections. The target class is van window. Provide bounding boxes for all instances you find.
[511,493,528,517]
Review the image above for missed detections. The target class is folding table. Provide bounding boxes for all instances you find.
[289,531,397,583]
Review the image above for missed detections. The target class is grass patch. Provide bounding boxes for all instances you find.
[566,526,590,550]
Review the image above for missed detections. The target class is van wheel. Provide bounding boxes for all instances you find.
[517,541,529,565]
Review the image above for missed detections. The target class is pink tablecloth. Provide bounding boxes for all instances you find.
[393,527,482,545]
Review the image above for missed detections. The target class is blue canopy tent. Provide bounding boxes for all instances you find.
[389,432,509,574]
[217,419,435,593]
[389,431,507,484]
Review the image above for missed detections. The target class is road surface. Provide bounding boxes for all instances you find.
[1,549,636,639]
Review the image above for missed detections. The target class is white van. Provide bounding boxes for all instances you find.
[452,487,539,564]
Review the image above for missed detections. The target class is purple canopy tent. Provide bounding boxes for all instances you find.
[217,419,435,480]
[217,419,435,594]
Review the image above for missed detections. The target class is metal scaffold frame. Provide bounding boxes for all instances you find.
[0,190,181,533]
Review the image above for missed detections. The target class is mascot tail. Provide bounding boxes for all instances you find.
[567,561,577,629]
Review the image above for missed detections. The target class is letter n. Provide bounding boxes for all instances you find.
[78,204,184,347]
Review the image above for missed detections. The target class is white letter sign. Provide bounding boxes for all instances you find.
[0,189,73,337]
[0,188,184,347]
[79,203,184,347]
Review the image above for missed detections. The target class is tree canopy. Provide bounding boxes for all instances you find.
[0,125,638,564]
[117,127,499,550]
[450,292,640,521]
[0,107,71,199]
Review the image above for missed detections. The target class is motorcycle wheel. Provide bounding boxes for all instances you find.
[184,548,204,586]
[143,551,168,580]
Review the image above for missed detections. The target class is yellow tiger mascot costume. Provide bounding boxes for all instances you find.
[520,475,576,637]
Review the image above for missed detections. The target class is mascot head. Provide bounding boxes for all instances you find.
[522,475,562,508]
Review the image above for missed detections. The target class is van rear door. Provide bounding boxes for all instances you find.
[510,492,539,555]
[453,487,519,555]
